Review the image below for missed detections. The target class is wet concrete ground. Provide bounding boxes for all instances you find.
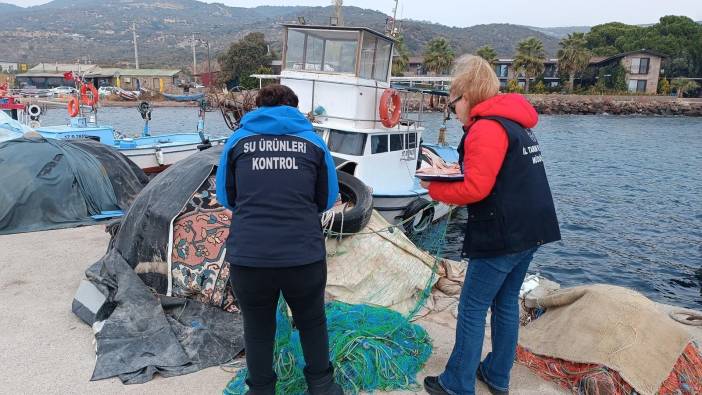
[2,225,697,394]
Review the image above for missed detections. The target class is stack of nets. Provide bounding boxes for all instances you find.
[223,299,433,395]
[516,342,702,394]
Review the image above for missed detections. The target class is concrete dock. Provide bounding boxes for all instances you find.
[5,225,697,394]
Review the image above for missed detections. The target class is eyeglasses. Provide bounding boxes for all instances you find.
[448,96,462,114]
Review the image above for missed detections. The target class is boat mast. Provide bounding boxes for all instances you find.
[390,0,399,37]
[332,0,343,26]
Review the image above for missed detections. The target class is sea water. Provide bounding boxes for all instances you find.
[41,108,702,308]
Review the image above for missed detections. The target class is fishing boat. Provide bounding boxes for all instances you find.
[252,24,457,232]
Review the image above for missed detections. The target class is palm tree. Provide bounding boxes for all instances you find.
[423,37,455,75]
[557,33,591,92]
[392,34,410,76]
[671,78,700,98]
[476,45,498,66]
[513,37,546,93]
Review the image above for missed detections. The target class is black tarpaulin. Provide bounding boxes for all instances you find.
[75,145,245,384]
[0,137,147,235]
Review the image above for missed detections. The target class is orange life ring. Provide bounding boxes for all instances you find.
[379,88,401,128]
[80,83,99,106]
[67,97,80,117]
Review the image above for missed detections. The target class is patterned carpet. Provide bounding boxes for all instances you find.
[170,175,239,312]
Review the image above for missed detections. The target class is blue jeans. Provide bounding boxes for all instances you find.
[438,247,537,395]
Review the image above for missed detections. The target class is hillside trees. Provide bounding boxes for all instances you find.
[217,32,272,89]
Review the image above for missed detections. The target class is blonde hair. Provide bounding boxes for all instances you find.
[450,54,500,107]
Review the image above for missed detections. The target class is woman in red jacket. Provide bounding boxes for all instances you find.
[422,55,561,395]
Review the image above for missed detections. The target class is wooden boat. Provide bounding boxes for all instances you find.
[115,88,140,101]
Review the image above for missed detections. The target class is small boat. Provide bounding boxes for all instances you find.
[115,88,140,101]
[162,92,205,102]
[2,93,226,173]
[35,103,226,173]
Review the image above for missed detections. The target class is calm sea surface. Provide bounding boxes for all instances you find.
[42,107,702,309]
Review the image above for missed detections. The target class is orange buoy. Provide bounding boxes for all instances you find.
[67,97,80,117]
[80,83,99,106]
[379,88,401,128]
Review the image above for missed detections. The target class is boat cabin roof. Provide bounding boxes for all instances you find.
[282,24,395,82]
[281,24,395,42]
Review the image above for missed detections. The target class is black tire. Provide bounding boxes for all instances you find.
[402,198,434,235]
[329,171,373,235]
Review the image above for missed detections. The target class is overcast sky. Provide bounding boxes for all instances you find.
[4,0,701,27]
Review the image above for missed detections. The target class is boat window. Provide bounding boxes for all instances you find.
[328,129,365,156]
[323,39,357,73]
[285,28,358,74]
[371,134,388,154]
[390,133,403,151]
[359,33,376,80]
[305,35,324,71]
[286,29,306,70]
[373,39,392,81]
[406,132,417,149]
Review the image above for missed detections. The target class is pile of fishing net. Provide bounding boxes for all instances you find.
[223,299,433,394]
[223,208,459,394]
[516,284,702,395]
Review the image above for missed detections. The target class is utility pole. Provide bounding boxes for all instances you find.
[191,33,197,77]
[131,21,140,69]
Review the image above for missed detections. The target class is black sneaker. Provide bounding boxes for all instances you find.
[476,367,509,395]
[423,376,450,395]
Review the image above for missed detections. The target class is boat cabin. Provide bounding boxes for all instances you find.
[280,24,395,130]
[275,24,427,196]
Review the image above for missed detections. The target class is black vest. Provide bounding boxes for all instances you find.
[458,116,561,258]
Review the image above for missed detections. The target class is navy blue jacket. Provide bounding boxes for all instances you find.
[215,105,338,267]
[460,116,561,258]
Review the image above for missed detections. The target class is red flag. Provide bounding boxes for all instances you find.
[63,71,74,81]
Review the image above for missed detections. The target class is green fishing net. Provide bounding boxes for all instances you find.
[223,208,453,395]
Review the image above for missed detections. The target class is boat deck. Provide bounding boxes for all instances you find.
[1,226,700,394]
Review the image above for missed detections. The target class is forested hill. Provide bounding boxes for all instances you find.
[0,0,562,67]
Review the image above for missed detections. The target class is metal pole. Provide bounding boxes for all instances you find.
[206,41,212,87]
[132,21,140,69]
[192,34,197,78]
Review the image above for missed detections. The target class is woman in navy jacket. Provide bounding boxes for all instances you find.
[216,84,341,395]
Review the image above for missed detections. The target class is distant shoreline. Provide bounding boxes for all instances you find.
[402,94,702,117]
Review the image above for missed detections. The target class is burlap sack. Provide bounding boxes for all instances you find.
[519,284,691,395]
[325,211,438,315]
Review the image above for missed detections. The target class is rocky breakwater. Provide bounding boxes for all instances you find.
[527,94,702,116]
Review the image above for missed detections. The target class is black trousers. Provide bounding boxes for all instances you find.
[230,260,330,388]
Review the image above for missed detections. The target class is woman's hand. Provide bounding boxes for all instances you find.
[420,180,431,189]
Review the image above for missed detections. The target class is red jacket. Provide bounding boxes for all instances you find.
[428,94,538,205]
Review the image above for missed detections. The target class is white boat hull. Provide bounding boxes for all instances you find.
[121,140,226,173]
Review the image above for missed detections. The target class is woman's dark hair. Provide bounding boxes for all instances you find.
[255,84,299,108]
